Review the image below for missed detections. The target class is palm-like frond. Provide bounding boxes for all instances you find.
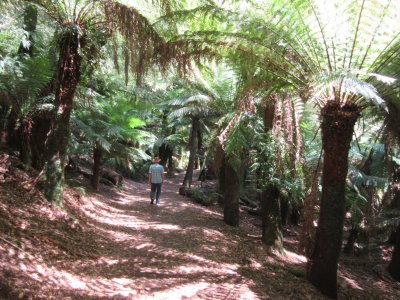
[0,55,53,117]
[224,112,263,169]
[168,93,213,119]
[167,93,211,106]
[166,0,400,109]
[154,132,186,149]
[310,70,388,110]
[28,0,187,85]
[348,166,388,190]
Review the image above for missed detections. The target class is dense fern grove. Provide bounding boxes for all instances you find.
[1,0,400,298]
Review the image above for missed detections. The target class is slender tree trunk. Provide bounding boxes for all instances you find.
[364,186,377,254]
[182,117,199,189]
[31,114,52,170]
[386,104,400,208]
[261,185,284,251]
[223,159,244,227]
[91,141,103,191]
[167,153,174,177]
[217,153,226,206]
[390,162,400,209]
[280,197,289,226]
[44,26,84,205]
[194,130,202,170]
[388,222,400,281]
[343,227,359,254]
[260,93,284,249]
[301,180,319,258]
[19,118,33,166]
[307,102,360,299]
[6,109,18,151]
[159,143,173,168]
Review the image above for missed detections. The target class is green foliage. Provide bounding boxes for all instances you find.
[310,70,388,109]
[128,116,146,128]
[71,79,155,177]
[186,187,218,207]
[0,0,398,213]
[168,93,213,119]
[250,131,303,199]
[345,186,367,226]
[224,112,261,170]
[0,54,54,124]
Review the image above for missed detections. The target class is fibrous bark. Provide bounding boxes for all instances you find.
[388,222,400,281]
[44,26,84,205]
[223,160,244,227]
[91,141,103,191]
[261,185,283,252]
[307,102,360,298]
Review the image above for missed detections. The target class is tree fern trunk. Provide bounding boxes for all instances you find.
[31,114,52,170]
[159,143,169,166]
[182,117,199,189]
[217,153,226,206]
[343,227,359,254]
[388,222,400,281]
[301,180,319,258]
[260,94,283,250]
[386,104,400,208]
[167,153,174,177]
[307,102,360,299]
[44,26,84,205]
[390,162,400,209]
[19,118,32,166]
[261,185,283,251]
[223,160,244,227]
[91,141,102,191]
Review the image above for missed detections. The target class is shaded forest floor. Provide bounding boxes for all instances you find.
[0,155,400,299]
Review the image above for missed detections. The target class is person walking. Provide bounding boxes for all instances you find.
[148,156,164,205]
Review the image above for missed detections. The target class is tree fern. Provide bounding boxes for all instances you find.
[0,55,53,119]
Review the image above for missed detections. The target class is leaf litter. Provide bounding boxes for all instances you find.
[0,154,399,299]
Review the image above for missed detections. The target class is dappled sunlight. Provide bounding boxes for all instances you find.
[342,275,364,290]
[140,281,259,300]
[279,250,307,265]
[140,282,210,300]
[173,263,238,276]
[268,247,307,267]
[202,227,226,239]
[4,169,398,299]
[0,237,262,299]
[85,210,183,231]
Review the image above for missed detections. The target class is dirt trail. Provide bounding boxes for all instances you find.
[6,169,393,299]
[2,168,322,300]
[1,153,400,299]
[53,172,321,299]
[77,174,272,299]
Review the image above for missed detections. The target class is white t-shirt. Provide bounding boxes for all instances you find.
[149,163,164,183]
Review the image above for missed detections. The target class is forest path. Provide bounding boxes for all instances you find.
[76,172,275,299]
[1,164,399,299]
[0,167,324,300]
